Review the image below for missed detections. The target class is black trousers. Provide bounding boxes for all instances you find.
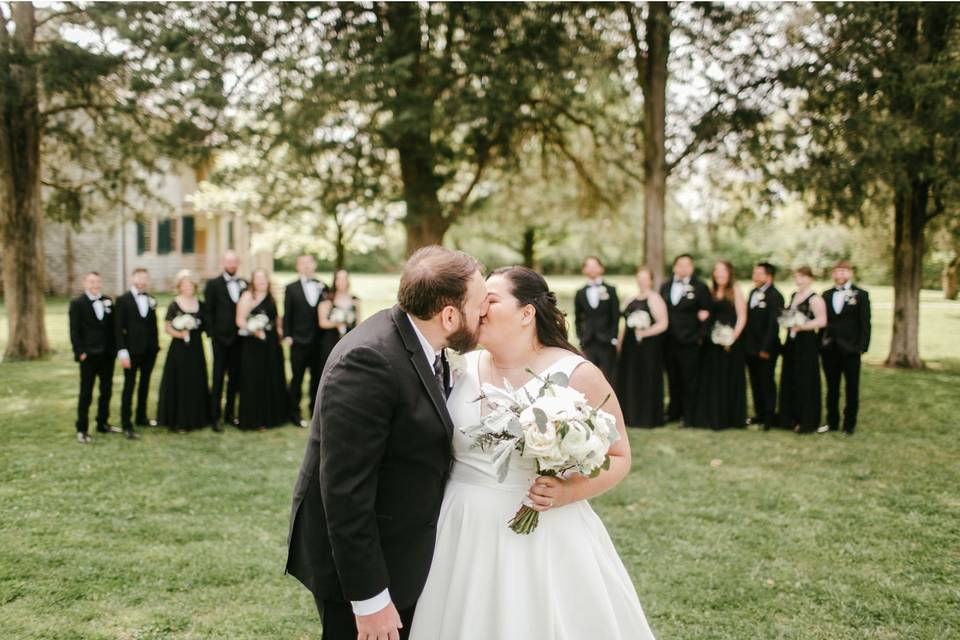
[76,354,114,433]
[289,340,323,421]
[316,598,416,640]
[121,351,157,429]
[664,339,700,424]
[211,339,242,421]
[582,341,617,383]
[746,352,778,428]
[821,346,862,432]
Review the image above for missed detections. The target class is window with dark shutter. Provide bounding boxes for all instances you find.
[157,218,172,255]
[181,215,195,254]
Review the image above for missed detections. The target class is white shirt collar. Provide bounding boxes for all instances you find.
[85,291,101,301]
[836,281,852,291]
[673,276,690,285]
[224,272,236,282]
[587,278,604,287]
[758,282,771,292]
[131,286,146,297]
[406,313,438,366]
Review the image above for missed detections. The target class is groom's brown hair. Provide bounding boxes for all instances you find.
[398,246,481,320]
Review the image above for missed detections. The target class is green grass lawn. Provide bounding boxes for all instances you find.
[1,274,959,639]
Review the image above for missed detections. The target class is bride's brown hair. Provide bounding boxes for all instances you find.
[490,266,581,355]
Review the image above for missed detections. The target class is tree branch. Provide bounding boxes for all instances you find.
[34,3,84,29]
[622,2,646,83]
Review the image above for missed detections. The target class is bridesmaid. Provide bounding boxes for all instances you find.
[157,270,211,432]
[691,261,748,429]
[236,269,290,431]
[317,269,362,362]
[615,267,668,427]
[778,266,828,434]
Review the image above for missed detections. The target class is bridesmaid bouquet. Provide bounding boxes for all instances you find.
[625,309,652,341]
[778,309,808,329]
[461,370,620,535]
[245,313,271,339]
[710,323,736,350]
[171,314,198,343]
[328,307,356,335]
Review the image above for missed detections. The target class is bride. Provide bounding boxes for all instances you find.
[409,266,656,639]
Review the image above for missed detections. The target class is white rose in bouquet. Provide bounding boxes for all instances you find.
[710,323,736,350]
[778,309,808,329]
[329,307,356,335]
[171,313,198,343]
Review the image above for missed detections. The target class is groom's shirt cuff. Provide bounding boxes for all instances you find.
[351,588,391,616]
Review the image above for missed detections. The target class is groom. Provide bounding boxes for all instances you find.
[286,246,489,640]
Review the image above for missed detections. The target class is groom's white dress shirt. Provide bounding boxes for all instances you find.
[832,281,852,315]
[351,314,441,616]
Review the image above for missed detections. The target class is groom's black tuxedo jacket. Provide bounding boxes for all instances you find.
[286,305,454,610]
[820,284,871,354]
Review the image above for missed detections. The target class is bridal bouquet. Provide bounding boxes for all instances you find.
[171,314,198,343]
[625,309,652,341]
[245,313,271,338]
[328,307,356,335]
[461,370,620,535]
[710,323,736,350]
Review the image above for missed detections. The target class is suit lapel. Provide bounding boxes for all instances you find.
[390,305,455,440]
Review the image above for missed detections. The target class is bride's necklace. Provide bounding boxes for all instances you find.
[488,348,542,385]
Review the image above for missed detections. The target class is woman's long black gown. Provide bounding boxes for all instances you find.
[691,296,747,429]
[238,296,290,430]
[778,293,822,433]
[614,298,665,428]
[157,301,211,430]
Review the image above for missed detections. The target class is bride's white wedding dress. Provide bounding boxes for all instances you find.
[409,351,656,639]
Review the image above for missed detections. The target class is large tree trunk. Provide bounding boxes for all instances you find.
[382,3,449,255]
[521,227,536,269]
[1,3,50,360]
[942,255,958,301]
[642,2,671,286]
[885,180,927,369]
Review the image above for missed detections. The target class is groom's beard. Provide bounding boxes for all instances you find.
[446,321,480,353]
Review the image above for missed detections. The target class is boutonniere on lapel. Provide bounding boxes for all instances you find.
[684,284,695,300]
[148,296,158,309]
[598,288,610,302]
[755,291,767,309]
[844,290,858,306]
[102,298,113,313]
[238,280,248,291]
[444,348,467,384]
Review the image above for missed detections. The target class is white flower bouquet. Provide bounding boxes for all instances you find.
[328,307,356,335]
[245,313,271,338]
[777,309,808,329]
[710,323,736,350]
[625,309,652,341]
[461,370,620,535]
[171,313,198,343]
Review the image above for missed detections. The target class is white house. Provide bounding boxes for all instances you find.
[41,163,272,296]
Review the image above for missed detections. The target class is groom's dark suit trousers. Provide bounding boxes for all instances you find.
[317,598,415,640]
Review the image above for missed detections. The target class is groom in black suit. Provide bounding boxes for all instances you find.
[115,267,160,438]
[203,250,247,431]
[574,256,620,382]
[819,260,871,435]
[69,272,119,443]
[286,246,489,640]
[659,254,712,425]
[743,262,784,430]
[283,254,327,427]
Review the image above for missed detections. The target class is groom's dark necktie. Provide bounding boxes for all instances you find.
[433,353,449,399]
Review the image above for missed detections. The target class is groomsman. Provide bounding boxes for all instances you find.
[574,256,620,381]
[283,255,327,428]
[115,268,160,438]
[69,272,119,443]
[819,260,871,435]
[204,250,247,432]
[743,262,784,429]
[659,254,711,425]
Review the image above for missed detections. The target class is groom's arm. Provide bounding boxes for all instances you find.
[318,345,398,607]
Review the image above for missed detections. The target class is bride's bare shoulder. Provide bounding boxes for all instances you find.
[568,358,612,397]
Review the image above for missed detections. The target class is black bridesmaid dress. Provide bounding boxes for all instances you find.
[157,301,211,430]
[691,296,747,429]
[238,296,290,430]
[615,298,665,428]
[778,292,822,433]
